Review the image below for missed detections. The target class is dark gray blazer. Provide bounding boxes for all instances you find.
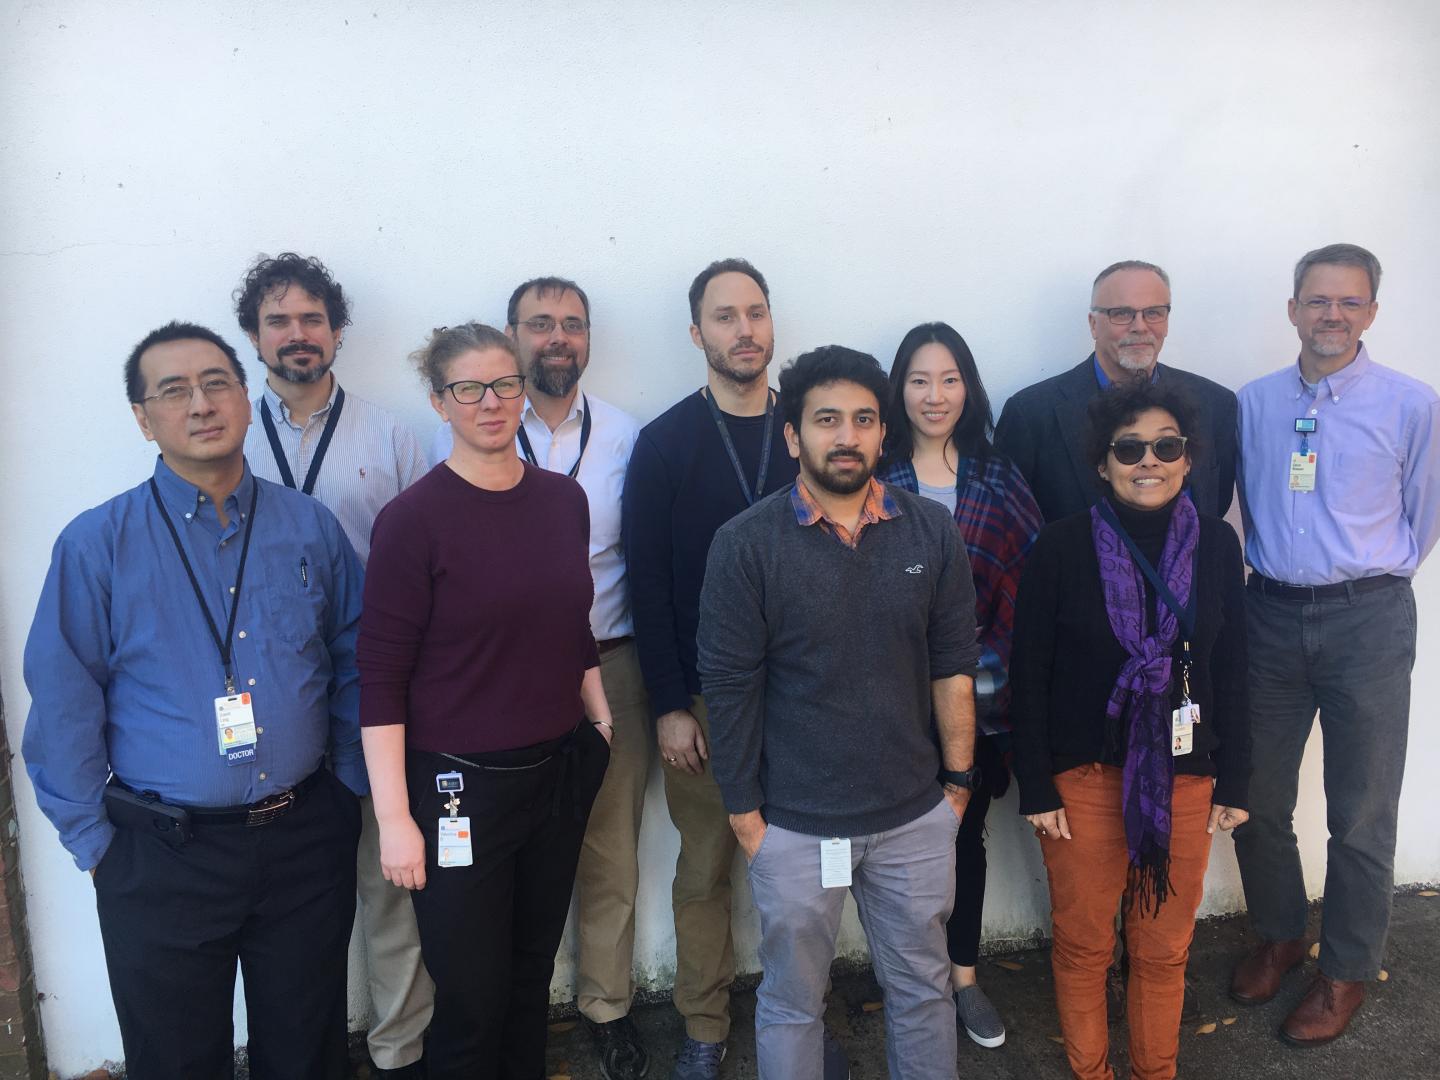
[994,355,1237,523]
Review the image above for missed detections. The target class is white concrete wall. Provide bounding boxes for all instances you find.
[2,0,1438,1073]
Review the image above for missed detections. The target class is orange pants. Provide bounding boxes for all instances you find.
[1040,765,1215,1080]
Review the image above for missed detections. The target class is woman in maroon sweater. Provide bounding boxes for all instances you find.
[358,322,613,1080]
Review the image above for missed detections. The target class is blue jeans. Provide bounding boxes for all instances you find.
[747,797,960,1080]
[1233,578,1417,981]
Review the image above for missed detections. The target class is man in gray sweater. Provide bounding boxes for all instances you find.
[698,346,981,1080]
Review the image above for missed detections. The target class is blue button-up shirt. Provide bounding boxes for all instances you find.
[22,458,367,870]
[1237,344,1440,585]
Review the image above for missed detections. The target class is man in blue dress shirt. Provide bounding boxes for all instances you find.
[1230,244,1440,1046]
[22,320,368,1080]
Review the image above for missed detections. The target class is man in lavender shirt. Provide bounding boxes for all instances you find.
[1230,244,1440,1046]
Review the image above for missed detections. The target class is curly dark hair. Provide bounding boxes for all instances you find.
[124,321,246,404]
[234,252,351,335]
[1083,380,1201,480]
[778,345,890,431]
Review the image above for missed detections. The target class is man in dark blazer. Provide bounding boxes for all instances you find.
[996,260,1237,523]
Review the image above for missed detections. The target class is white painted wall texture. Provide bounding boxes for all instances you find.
[3,1,1438,1073]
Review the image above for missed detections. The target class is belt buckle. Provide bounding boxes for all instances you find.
[245,789,295,827]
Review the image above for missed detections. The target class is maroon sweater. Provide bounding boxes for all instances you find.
[358,463,598,752]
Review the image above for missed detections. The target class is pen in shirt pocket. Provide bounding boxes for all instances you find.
[299,557,309,588]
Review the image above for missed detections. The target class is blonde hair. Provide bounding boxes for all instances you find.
[410,322,517,392]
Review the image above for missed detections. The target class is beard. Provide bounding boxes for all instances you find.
[263,345,333,385]
[1113,333,1159,374]
[805,449,874,496]
[526,348,584,398]
[702,336,773,387]
[1308,325,1354,358]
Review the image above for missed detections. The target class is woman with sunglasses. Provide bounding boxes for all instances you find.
[1010,380,1250,1080]
[357,323,612,1080]
[877,322,1043,1049]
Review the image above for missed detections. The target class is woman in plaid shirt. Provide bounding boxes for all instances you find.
[877,321,1043,1051]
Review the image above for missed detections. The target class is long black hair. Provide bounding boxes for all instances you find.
[881,321,995,468]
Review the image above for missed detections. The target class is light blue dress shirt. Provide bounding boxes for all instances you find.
[1237,344,1440,585]
[22,458,367,870]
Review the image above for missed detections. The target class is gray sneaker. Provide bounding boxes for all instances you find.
[671,1036,726,1080]
[955,984,1006,1048]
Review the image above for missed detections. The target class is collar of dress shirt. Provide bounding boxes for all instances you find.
[262,374,340,429]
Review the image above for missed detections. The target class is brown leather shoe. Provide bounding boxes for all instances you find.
[1230,937,1308,1005]
[1280,973,1365,1047]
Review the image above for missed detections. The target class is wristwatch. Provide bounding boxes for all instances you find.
[939,766,980,791]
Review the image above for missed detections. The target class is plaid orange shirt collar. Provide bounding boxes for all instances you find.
[790,475,900,548]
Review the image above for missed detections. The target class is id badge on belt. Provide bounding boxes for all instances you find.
[215,692,258,765]
[436,772,472,867]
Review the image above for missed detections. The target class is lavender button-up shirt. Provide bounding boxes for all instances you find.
[1237,344,1440,585]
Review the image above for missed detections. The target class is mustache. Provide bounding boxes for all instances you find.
[1117,334,1157,347]
[279,344,321,357]
[827,450,863,462]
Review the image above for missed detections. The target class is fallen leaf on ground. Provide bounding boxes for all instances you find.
[994,959,1024,971]
[1196,1022,1217,1034]
[1049,1035,1066,1045]
[548,1074,571,1080]
[1222,1017,1237,1025]
[1308,942,1320,959]
[862,1001,884,1012]
[1417,889,1437,897]
[548,1021,576,1033]
[1378,969,1389,982]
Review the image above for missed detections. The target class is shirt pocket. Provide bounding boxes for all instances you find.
[259,567,328,648]
[1330,445,1400,519]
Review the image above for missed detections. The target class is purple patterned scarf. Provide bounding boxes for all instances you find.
[1090,493,1199,914]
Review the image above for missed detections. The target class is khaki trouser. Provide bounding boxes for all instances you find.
[662,694,738,1042]
[356,793,435,1070]
[574,640,655,1022]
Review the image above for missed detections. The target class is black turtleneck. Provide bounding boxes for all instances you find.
[1009,501,1252,816]
[1108,496,1177,632]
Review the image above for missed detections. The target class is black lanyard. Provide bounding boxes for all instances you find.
[516,395,592,479]
[1096,499,1198,641]
[260,386,346,495]
[149,478,260,696]
[705,388,773,507]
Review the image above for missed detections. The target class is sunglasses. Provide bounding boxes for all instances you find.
[1109,435,1189,465]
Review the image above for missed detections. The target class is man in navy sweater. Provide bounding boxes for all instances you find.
[622,258,798,1078]
[699,346,980,1079]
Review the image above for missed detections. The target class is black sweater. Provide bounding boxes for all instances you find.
[1009,503,1251,815]
[622,389,799,720]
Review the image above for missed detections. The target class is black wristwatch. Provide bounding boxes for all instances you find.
[940,766,980,791]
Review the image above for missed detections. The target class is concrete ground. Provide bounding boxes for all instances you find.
[532,890,1439,1080]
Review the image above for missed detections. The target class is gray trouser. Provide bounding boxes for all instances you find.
[1233,578,1417,981]
[747,797,960,1080]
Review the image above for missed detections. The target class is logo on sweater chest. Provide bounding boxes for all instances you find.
[904,564,925,574]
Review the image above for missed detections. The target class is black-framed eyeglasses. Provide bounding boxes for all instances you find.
[1109,436,1188,465]
[1092,305,1171,326]
[1298,297,1371,313]
[441,376,526,404]
[142,376,243,410]
[520,316,589,335]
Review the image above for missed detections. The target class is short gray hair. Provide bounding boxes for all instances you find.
[410,322,517,392]
[1091,260,1170,303]
[1292,244,1382,300]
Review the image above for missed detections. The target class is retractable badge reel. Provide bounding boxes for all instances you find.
[436,772,472,867]
[1171,642,1200,757]
[1290,418,1318,492]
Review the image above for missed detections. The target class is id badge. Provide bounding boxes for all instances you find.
[438,817,473,868]
[1171,702,1200,757]
[820,838,852,889]
[1289,451,1317,492]
[215,692,257,765]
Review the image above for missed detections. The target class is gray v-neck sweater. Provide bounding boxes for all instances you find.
[698,483,980,838]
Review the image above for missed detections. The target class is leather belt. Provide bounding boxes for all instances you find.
[597,635,633,656]
[184,767,325,827]
[1247,572,1402,604]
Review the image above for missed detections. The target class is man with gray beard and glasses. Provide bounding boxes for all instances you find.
[996,260,1237,524]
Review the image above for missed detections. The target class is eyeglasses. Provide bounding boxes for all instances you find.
[441,376,526,404]
[1109,436,1188,465]
[519,316,589,335]
[143,376,242,411]
[1092,305,1172,326]
[1298,297,1371,313]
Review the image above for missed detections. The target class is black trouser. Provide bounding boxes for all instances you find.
[945,733,1004,967]
[407,724,610,1080]
[93,769,361,1080]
